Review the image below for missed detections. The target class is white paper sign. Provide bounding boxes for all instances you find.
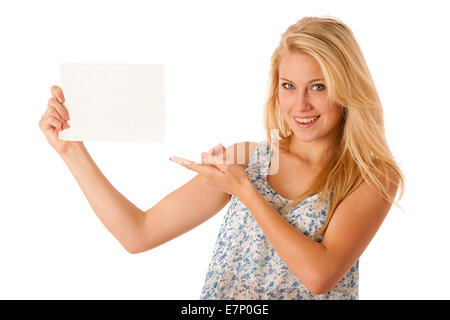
[58,63,165,142]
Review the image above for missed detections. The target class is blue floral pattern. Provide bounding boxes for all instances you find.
[200,140,358,300]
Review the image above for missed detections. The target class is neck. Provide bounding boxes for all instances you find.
[286,126,341,167]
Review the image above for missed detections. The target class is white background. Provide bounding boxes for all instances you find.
[0,0,449,299]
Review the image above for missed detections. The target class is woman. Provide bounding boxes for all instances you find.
[38,16,405,300]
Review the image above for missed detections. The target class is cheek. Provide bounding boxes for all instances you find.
[278,93,295,113]
[280,103,290,114]
[278,96,290,111]
[278,92,287,105]
[324,107,343,126]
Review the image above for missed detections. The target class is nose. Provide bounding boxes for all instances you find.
[292,90,313,112]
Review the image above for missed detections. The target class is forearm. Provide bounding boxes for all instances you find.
[239,184,328,293]
[60,143,144,253]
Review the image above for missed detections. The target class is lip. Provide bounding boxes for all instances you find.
[293,115,321,128]
[293,115,320,119]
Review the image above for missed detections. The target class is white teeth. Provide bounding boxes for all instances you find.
[294,116,319,124]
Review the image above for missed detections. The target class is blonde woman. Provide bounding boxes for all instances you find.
[39,16,404,300]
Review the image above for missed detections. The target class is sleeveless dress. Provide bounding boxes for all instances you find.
[199,139,359,300]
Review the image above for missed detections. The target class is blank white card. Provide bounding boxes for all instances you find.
[58,63,165,142]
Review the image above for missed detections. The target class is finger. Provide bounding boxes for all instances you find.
[213,145,226,164]
[217,145,226,161]
[170,156,199,166]
[202,151,220,165]
[203,144,224,163]
[51,85,65,104]
[41,114,65,131]
[203,145,226,165]
[209,143,223,156]
[170,156,202,172]
[201,147,215,164]
[46,107,67,125]
[170,156,220,175]
[214,143,224,155]
[201,152,209,164]
[213,147,232,170]
[48,97,70,121]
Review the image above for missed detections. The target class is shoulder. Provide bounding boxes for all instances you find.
[317,162,400,292]
[225,141,259,169]
[335,161,399,217]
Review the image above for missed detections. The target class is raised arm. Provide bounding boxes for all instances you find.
[39,85,259,254]
[59,142,256,254]
[59,143,146,253]
[39,85,146,253]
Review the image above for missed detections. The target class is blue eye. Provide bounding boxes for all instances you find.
[281,82,325,90]
[312,84,325,90]
[281,82,294,90]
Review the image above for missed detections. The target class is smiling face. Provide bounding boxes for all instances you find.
[278,52,342,143]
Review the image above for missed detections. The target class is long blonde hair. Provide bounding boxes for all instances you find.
[263,16,405,236]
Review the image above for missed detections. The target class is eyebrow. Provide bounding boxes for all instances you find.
[280,77,324,84]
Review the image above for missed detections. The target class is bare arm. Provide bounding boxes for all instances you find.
[60,142,145,253]
[60,141,257,254]
[41,85,259,254]
[137,141,259,253]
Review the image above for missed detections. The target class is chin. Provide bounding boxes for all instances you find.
[292,132,318,143]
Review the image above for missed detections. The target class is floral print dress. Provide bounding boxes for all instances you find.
[200,140,358,300]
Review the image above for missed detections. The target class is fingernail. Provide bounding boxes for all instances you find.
[169,156,182,163]
[57,96,62,103]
